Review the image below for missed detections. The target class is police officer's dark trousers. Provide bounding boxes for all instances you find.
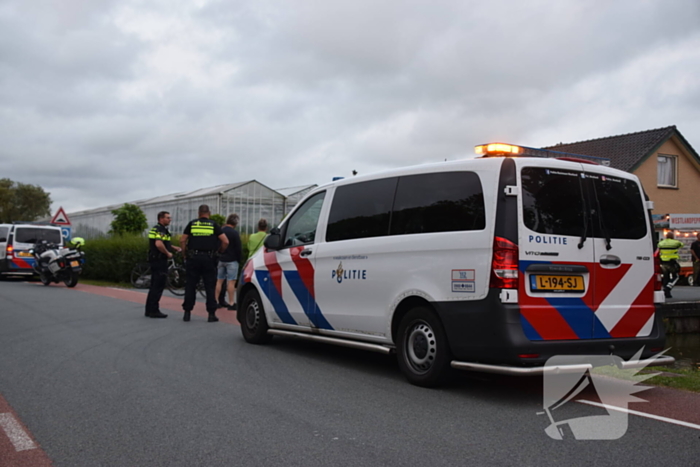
[145,259,168,316]
[183,254,218,313]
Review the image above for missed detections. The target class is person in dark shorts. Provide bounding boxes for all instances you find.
[215,213,242,310]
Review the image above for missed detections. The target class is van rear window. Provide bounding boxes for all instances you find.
[589,174,647,239]
[0,226,8,242]
[521,168,586,237]
[521,168,647,240]
[14,227,62,244]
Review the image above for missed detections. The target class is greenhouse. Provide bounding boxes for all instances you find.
[68,181,316,238]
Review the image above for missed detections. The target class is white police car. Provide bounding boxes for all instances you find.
[236,143,673,386]
[0,223,64,277]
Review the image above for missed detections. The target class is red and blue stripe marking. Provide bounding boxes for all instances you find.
[519,260,653,340]
[256,249,333,330]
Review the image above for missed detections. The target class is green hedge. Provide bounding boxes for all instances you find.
[80,235,151,283]
[80,233,252,284]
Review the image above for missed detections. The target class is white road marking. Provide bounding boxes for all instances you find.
[577,400,700,431]
[0,413,37,451]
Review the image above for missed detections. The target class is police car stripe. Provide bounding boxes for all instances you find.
[594,262,651,331]
[288,247,334,329]
[545,297,599,339]
[264,251,284,296]
[242,260,254,284]
[519,299,579,340]
[609,276,655,338]
[283,270,334,330]
[290,247,316,298]
[518,259,655,341]
[592,315,613,339]
[255,270,296,325]
[520,315,543,340]
[10,258,32,269]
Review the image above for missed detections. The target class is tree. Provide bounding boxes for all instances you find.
[0,178,52,223]
[210,214,226,226]
[110,203,148,235]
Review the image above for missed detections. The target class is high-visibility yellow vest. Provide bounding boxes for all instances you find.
[658,238,684,261]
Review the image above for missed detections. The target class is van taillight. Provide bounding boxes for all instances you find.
[491,236,519,289]
[653,249,663,291]
[6,245,13,257]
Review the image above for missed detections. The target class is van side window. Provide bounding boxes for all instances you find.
[391,172,485,235]
[283,191,326,247]
[590,176,646,239]
[0,226,8,243]
[521,168,586,237]
[14,227,62,244]
[326,178,397,242]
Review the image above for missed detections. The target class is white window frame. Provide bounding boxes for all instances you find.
[657,154,678,188]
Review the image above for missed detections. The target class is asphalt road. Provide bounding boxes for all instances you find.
[665,284,700,302]
[0,279,698,466]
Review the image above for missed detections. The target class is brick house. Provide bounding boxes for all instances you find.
[543,126,700,216]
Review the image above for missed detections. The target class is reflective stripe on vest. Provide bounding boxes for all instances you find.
[148,227,171,241]
[190,221,214,236]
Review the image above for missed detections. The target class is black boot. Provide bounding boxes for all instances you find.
[183,311,191,322]
[149,311,168,318]
[208,313,219,323]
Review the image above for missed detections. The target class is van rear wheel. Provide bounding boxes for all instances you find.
[240,289,272,344]
[397,307,452,387]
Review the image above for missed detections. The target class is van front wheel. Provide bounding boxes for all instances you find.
[397,307,452,387]
[240,289,272,345]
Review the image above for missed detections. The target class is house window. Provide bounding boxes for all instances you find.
[657,154,677,187]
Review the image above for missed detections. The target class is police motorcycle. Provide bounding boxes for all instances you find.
[30,240,85,287]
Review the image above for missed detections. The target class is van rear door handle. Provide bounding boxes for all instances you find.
[599,255,621,266]
[300,249,312,257]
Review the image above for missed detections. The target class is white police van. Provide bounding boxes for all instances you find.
[237,143,673,386]
[0,223,64,277]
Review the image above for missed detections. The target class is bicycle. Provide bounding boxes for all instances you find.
[130,256,204,297]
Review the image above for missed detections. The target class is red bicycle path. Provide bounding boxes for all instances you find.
[0,393,52,467]
[74,282,241,324]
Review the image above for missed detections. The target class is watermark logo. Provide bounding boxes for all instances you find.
[540,348,666,440]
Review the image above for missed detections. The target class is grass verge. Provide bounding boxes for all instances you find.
[593,364,700,393]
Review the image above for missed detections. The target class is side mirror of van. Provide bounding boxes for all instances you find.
[264,228,283,251]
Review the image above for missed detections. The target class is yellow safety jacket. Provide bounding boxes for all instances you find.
[658,238,684,262]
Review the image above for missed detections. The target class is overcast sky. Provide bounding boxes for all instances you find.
[2,0,700,214]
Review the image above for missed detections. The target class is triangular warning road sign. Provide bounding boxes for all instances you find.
[51,207,71,225]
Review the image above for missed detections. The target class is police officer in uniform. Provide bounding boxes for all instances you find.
[180,204,229,322]
[146,211,181,318]
[658,232,685,298]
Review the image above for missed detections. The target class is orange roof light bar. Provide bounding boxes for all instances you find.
[474,142,612,166]
[475,143,523,156]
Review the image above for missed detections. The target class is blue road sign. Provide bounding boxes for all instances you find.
[61,226,72,242]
